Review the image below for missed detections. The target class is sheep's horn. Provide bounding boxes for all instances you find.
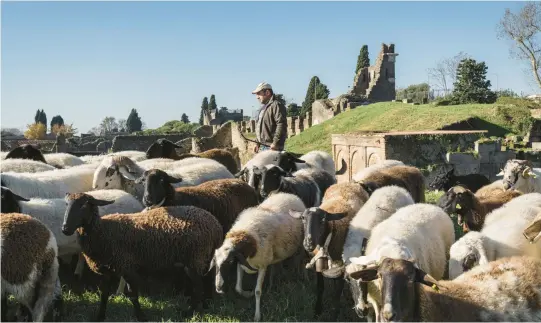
[523,167,532,179]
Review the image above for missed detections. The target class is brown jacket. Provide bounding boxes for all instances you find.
[257,95,287,150]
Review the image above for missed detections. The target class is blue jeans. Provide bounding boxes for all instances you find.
[259,145,270,151]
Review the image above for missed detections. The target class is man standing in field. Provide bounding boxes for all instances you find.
[252,82,287,153]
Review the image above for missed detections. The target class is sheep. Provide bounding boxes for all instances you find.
[352,159,404,182]
[1,159,56,173]
[1,213,62,322]
[146,139,239,174]
[4,144,47,164]
[79,154,107,164]
[342,186,415,265]
[111,150,147,162]
[92,155,233,200]
[345,256,541,322]
[277,150,346,175]
[437,185,522,232]
[256,165,336,207]
[448,193,541,279]
[61,193,223,321]
[428,167,490,193]
[1,186,144,291]
[475,179,506,199]
[498,159,541,193]
[0,151,7,160]
[43,153,85,169]
[138,169,259,234]
[355,165,426,203]
[210,192,306,322]
[345,203,455,321]
[288,182,370,319]
[1,164,96,199]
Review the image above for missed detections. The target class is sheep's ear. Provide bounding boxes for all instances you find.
[10,191,29,202]
[289,210,304,219]
[496,169,504,176]
[281,151,305,163]
[105,165,117,177]
[347,266,379,281]
[415,268,440,291]
[358,181,378,196]
[325,211,347,221]
[166,174,183,183]
[234,250,257,272]
[91,198,115,207]
[207,255,217,274]
[118,166,137,181]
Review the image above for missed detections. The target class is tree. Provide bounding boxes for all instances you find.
[199,97,209,125]
[451,58,497,104]
[301,76,330,115]
[126,109,143,133]
[428,52,471,93]
[209,94,217,112]
[117,119,127,132]
[497,2,541,90]
[51,123,77,138]
[287,103,301,117]
[181,113,190,123]
[50,115,64,131]
[24,123,46,139]
[356,45,370,74]
[396,83,431,104]
[274,94,287,107]
[98,116,118,135]
[34,109,41,124]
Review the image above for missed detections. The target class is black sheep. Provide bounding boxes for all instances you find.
[429,168,490,193]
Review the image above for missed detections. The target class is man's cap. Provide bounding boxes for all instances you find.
[252,82,272,94]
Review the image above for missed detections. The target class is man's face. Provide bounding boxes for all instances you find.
[256,89,271,104]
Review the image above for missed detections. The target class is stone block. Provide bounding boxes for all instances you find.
[250,120,256,132]
[491,150,516,164]
[402,99,412,103]
[193,125,213,138]
[532,142,541,150]
[446,152,478,164]
[475,141,499,163]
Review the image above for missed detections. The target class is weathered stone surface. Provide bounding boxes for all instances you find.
[491,151,516,164]
[193,125,213,138]
[532,142,541,150]
[112,134,189,152]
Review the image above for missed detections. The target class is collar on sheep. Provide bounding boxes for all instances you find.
[305,232,345,278]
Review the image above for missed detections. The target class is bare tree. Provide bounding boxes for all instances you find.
[428,52,471,93]
[117,118,127,132]
[98,116,118,135]
[497,2,541,90]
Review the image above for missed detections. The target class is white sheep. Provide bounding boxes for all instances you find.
[345,203,455,322]
[92,155,233,200]
[0,151,7,160]
[1,164,96,199]
[1,213,61,322]
[210,192,306,322]
[342,185,415,265]
[352,159,405,182]
[345,256,541,322]
[498,159,541,193]
[1,159,56,173]
[110,150,147,162]
[43,153,85,168]
[449,193,541,279]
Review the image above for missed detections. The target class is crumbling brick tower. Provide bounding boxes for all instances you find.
[350,43,398,102]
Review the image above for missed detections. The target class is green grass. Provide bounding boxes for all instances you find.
[3,190,463,323]
[285,101,534,154]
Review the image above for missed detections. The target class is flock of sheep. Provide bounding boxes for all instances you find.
[1,139,541,322]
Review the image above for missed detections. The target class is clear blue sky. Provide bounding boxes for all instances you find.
[1,1,535,134]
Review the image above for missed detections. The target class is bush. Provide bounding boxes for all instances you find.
[496,96,541,109]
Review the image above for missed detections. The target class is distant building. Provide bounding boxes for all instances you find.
[203,108,244,126]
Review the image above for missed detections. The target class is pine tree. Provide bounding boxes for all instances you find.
[181,113,190,123]
[199,97,209,125]
[451,58,497,104]
[287,103,300,117]
[34,109,41,124]
[355,45,370,75]
[209,94,217,112]
[126,109,143,133]
[38,110,47,130]
[50,115,64,131]
[301,76,330,116]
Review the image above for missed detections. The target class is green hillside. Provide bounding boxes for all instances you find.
[285,101,534,154]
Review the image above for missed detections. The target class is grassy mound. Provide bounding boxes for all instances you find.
[285,102,534,154]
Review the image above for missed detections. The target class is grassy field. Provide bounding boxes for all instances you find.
[285,101,534,154]
[6,191,449,323]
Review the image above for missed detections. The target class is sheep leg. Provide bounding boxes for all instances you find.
[329,276,344,320]
[31,259,59,322]
[314,272,324,317]
[253,266,266,322]
[116,277,127,295]
[122,276,147,322]
[183,267,203,318]
[235,264,254,298]
[95,274,113,322]
[74,253,86,279]
[1,296,7,322]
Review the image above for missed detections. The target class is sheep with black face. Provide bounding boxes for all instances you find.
[438,185,522,232]
[257,165,336,207]
[5,144,47,164]
[429,168,490,193]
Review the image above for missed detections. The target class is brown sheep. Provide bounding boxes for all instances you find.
[356,165,426,203]
[438,185,522,232]
[137,169,258,234]
[61,193,223,321]
[1,213,62,322]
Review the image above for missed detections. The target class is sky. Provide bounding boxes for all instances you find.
[1,1,536,134]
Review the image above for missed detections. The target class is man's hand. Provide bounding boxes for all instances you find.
[270,144,278,151]
[254,145,260,153]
